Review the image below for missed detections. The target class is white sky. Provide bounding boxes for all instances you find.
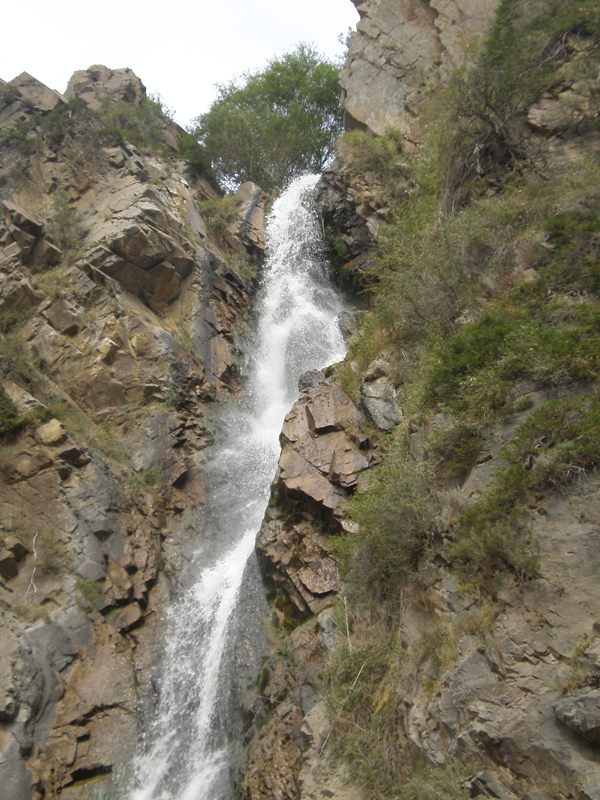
[1,1,358,128]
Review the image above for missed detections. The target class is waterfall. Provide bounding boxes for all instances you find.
[125,174,346,800]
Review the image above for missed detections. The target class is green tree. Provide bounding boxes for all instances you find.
[193,44,343,191]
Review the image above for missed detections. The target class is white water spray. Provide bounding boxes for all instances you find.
[126,174,345,800]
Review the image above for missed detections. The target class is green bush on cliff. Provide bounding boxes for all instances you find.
[0,391,21,436]
[97,95,170,152]
[46,187,83,254]
[324,2,600,795]
[194,43,343,190]
[338,448,438,607]
[444,0,600,201]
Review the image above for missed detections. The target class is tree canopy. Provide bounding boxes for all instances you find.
[193,44,343,191]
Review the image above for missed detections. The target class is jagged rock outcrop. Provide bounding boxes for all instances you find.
[340,0,500,137]
[257,378,378,617]
[0,66,266,797]
[65,65,147,110]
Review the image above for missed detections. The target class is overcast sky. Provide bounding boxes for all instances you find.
[1,1,358,127]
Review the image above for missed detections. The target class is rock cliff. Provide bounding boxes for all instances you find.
[340,0,500,137]
[0,67,266,798]
[245,2,600,799]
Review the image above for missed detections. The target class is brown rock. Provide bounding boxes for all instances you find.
[554,690,600,745]
[105,559,132,603]
[4,535,26,561]
[7,72,62,112]
[65,65,147,111]
[106,221,171,269]
[0,199,44,237]
[144,262,182,310]
[97,337,120,364]
[43,298,82,336]
[111,602,144,632]
[278,447,344,512]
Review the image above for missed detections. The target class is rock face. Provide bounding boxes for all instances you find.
[246,4,600,800]
[0,66,265,797]
[554,690,600,746]
[340,0,499,136]
[248,377,377,800]
[65,65,147,110]
[257,379,378,616]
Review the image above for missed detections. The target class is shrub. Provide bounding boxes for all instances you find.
[97,95,169,153]
[46,188,83,254]
[76,577,101,610]
[39,97,96,148]
[443,0,600,200]
[325,624,472,799]
[48,401,126,463]
[451,397,600,582]
[176,131,212,180]
[35,527,66,574]
[336,311,390,402]
[339,449,437,607]
[197,194,241,238]
[429,422,483,481]
[0,119,36,155]
[126,467,160,489]
[0,391,21,436]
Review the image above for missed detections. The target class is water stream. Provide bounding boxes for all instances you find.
[125,174,346,800]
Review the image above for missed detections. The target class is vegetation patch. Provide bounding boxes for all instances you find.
[325,2,600,788]
[0,391,22,436]
[337,449,438,608]
[76,577,101,611]
[49,401,126,463]
[96,95,170,154]
[197,194,241,238]
[126,466,160,490]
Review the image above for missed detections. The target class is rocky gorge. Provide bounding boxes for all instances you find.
[2,1,600,799]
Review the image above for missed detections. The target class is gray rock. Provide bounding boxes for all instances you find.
[554,689,600,744]
[338,310,365,342]
[360,376,401,430]
[65,65,147,110]
[0,740,32,800]
[298,369,326,392]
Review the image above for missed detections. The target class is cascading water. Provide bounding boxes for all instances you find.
[125,174,346,800]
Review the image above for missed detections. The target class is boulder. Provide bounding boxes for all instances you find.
[257,380,377,615]
[226,181,268,256]
[105,221,172,270]
[65,65,147,110]
[0,548,18,579]
[360,356,402,430]
[554,690,600,745]
[361,376,402,430]
[6,72,61,112]
[42,298,81,336]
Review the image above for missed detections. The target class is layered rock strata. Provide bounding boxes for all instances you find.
[0,67,265,798]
